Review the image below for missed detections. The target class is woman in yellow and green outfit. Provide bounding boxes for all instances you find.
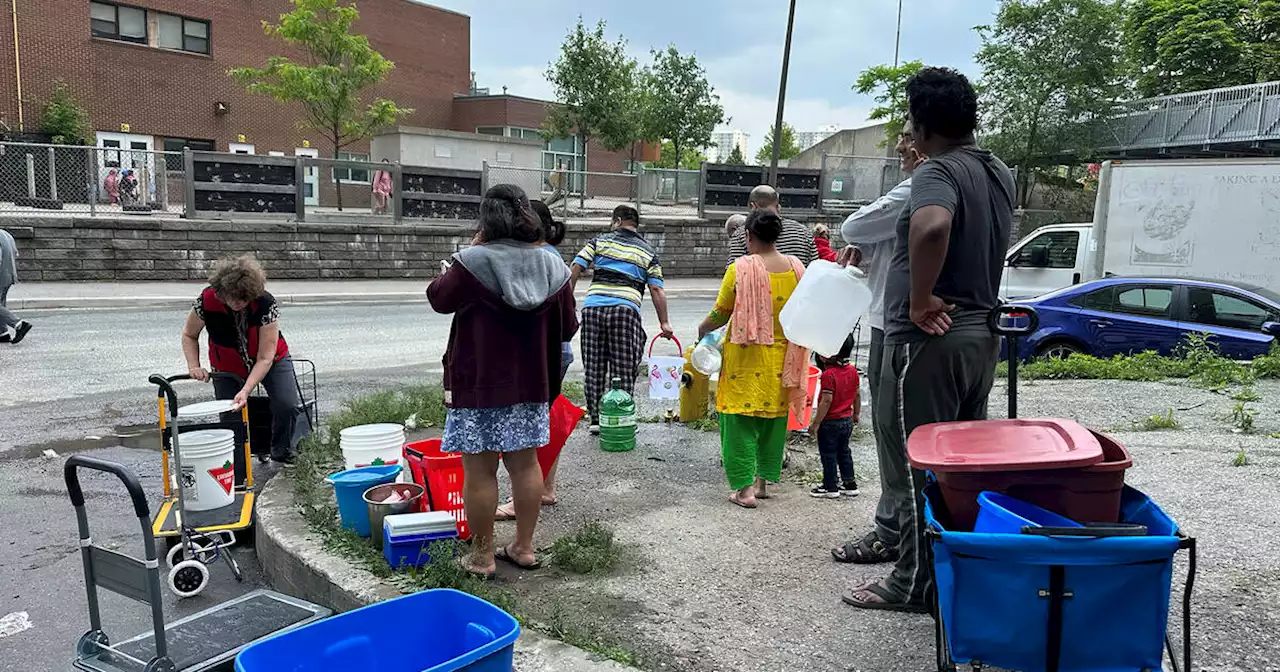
[697,211,810,508]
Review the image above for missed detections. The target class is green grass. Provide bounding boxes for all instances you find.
[1232,449,1251,467]
[1232,386,1261,402]
[685,409,720,433]
[1005,334,1280,394]
[1137,408,1180,431]
[549,522,622,574]
[1229,402,1257,433]
[561,380,585,405]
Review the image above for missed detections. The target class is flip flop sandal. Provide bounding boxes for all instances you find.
[831,532,898,564]
[461,561,496,581]
[841,582,928,614]
[495,544,542,570]
[494,503,517,521]
[729,493,757,509]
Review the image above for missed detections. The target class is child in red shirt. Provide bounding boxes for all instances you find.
[806,334,860,498]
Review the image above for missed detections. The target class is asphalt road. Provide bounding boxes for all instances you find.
[0,297,715,671]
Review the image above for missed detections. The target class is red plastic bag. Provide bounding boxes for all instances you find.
[536,395,584,480]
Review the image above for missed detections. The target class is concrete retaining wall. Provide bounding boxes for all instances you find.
[5,215,733,282]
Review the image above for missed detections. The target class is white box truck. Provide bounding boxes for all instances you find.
[1000,158,1280,299]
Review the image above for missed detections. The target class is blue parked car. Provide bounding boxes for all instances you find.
[1002,277,1280,361]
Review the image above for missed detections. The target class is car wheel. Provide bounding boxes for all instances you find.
[1037,340,1083,359]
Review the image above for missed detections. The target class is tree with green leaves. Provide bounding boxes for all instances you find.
[1123,0,1280,98]
[646,45,725,176]
[40,81,90,145]
[545,19,637,205]
[754,123,800,165]
[654,140,707,169]
[725,144,747,165]
[976,0,1125,207]
[598,60,657,173]
[230,0,410,210]
[853,60,923,146]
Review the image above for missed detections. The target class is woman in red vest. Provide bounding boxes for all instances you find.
[181,254,308,463]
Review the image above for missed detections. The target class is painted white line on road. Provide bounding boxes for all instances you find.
[0,611,32,638]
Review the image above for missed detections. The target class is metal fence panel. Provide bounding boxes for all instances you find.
[819,154,905,212]
[0,142,183,217]
[302,156,395,221]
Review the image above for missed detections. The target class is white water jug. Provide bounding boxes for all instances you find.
[780,260,872,357]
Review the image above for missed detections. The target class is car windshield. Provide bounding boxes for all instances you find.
[1237,283,1280,306]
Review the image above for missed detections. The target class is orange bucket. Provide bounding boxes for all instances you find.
[787,365,821,431]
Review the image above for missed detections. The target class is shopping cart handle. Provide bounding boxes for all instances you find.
[65,455,151,518]
[987,304,1039,336]
[1021,523,1149,537]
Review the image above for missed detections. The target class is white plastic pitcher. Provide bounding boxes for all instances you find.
[339,423,405,471]
[780,260,872,357]
[177,429,237,512]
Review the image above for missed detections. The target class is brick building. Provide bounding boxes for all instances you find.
[0,1,644,207]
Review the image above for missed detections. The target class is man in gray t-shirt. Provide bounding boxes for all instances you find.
[842,67,1014,615]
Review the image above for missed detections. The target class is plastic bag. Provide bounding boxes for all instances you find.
[536,395,585,480]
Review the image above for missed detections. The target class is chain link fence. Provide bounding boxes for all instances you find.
[483,164,639,219]
[0,141,184,216]
[301,155,394,221]
[637,167,700,217]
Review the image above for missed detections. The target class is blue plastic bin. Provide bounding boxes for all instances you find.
[327,465,401,537]
[926,484,1190,672]
[236,589,520,672]
[383,528,459,569]
[974,490,1084,534]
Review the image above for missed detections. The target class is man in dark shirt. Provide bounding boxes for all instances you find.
[842,67,1014,614]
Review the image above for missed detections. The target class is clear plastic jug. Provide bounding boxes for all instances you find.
[779,260,872,356]
[691,327,725,375]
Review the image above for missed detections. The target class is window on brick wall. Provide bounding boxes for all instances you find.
[156,12,210,55]
[161,137,215,170]
[91,2,147,44]
[334,152,370,183]
[92,2,210,55]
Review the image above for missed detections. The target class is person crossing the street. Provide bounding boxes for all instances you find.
[570,205,674,434]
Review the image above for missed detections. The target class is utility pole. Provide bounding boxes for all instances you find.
[893,0,903,67]
[769,0,797,186]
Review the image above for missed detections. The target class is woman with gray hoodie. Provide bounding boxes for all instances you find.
[428,184,579,578]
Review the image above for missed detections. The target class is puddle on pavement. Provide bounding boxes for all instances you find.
[3,422,161,461]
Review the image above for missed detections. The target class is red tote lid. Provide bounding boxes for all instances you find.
[908,418,1104,473]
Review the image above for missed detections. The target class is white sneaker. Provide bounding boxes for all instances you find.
[840,484,860,497]
[589,424,600,436]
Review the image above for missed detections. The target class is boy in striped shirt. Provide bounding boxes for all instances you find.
[570,205,675,432]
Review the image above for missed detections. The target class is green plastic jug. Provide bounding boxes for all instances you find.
[598,377,636,452]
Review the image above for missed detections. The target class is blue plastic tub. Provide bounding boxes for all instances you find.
[327,465,401,537]
[235,589,520,672]
[926,484,1185,672]
[383,529,459,569]
[974,490,1084,534]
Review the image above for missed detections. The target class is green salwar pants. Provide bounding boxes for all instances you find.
[719,413,789,490]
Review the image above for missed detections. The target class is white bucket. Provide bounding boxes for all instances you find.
[177,429,237,512]
[339,423,405,471]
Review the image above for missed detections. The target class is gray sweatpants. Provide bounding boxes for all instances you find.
[875,329,1000,605]
[867,327,900,547]
[0,285,19,331]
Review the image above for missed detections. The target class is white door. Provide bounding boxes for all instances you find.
[229,142,255,155]
[96,132,155,202]
[1002,229,1084,299]
[296,148,319,207]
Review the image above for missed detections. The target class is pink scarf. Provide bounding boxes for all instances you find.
[729,255,810,419]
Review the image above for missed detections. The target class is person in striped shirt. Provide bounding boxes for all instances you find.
[570,205,675,432]
[726,185,818,267]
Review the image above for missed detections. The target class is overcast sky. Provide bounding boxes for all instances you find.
[421,1,1000,156]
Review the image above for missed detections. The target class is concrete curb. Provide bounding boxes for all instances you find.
[19,289,719,311]
[255,472,639,671]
